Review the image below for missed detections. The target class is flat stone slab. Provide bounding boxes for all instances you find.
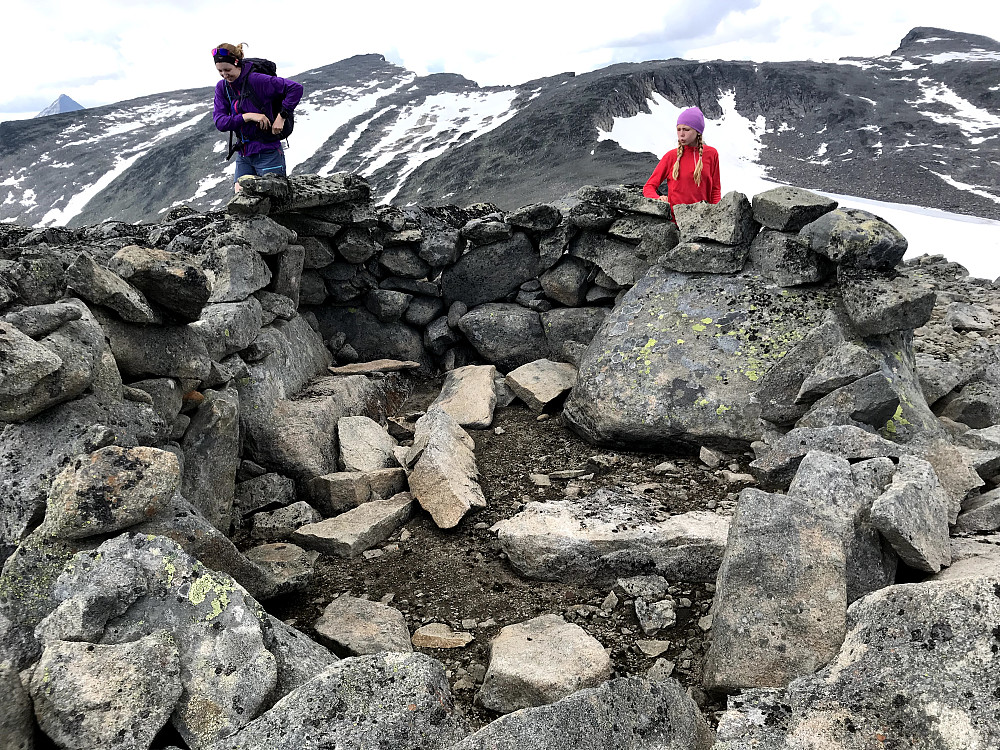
[505,359,577,413]
[411,623,475,649]
[244,543,319,596]
[476,614,612,714]
[496,488,729,583]
[328,359,421,375]
[314,596,412,656]
[430,364,498,428]
[337,415,398,473]
[291,493,413,558]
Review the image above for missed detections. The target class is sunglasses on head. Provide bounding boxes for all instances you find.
[212,48,235,58]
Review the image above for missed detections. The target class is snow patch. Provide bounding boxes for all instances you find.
[921,51,1000,64]
[909,78,1000,137]
[924,168,1000,205]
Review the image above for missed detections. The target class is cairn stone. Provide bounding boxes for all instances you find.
[800,207,907,270]
[441,232,542,306]
[65,251,160,324]
[748,229,826,287]
[839,268,936,335]
[458,303,549,373]
[674,191,758,246]
[109,245,209,322]
[751,186,838,231]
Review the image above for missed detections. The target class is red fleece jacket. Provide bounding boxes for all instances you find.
[643,145,721,215]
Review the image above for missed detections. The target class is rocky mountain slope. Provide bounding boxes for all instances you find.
[1,27,998,229]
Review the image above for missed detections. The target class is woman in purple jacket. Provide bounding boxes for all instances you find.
[212,43,303,191]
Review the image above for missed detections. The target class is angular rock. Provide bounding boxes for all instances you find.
[408,410,486,529]
[796,341,880,402]
[403,295,445,327]
[455,677,714,750]
[411,623,475,649]
[65,251,159,323]
[839,268,936,335]
[181,387,240,533]
[800,207,907,270]
[0,319,63,399]
[569,231,648,287]
[751,186,838,232]
[205,652,467,750]
[291,493,413,558]
[208,214,295,255]
[576,185,674,219]
[189,298,263,361]
[505,359,576,412]
[379,246,430,279]
[944,301,993,331]
[940,380,1000,429]
[496,489,729,583]
[870,455,951,573]
[748,229,826,287]
[365,289,412,323]
[674,191,758,246]
[338,415,398,472]
[795,371,900,430]
[0,660,33,750]
[954,487,1000,532]
[252,501,322,543]
[298,236,337,268]
[458,303,548,373]
[234,472,296,519]
[462,217,513,244]
[109,245,209,322]
[714,578,1000,750]
[336,226,381,264]
[245,543,319,596]
[430,364,498,428]
[704,485,847,691]
[29,632,182,750]
[306,471,371,515]
[508,203,562,231]
[204,243,272,303]
[441,232,542,306]
[477,614,612,714]
[98,312,211,381]
[659,240,749,274]
[425,315,463,355]
[540,257,591,307]
[313,596,412,655]
[264,614,338,699]
[567,200,616,230]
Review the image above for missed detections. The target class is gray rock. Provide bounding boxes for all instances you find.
[419,227,462,268]
[43,446,179,540]
[205,652,467,750]
[567,200,617,230]
[674,191,758,246]
[933,534,1000,581]
[539,225,574,268]
[264,613,338,699]
[714,578,1000,750]
[245,543,319,596]
[108,245,209,322]
[954,487,1000,532]
[312,305,431,370]
[845,458,899,602]
[425,315,463,355]
[254,173,370,211]
[430,364,497,428]
[65,251,159,323]
[576,185,674,219]
[128,377,184,425]
[795,371,900,430]
[704,483,848,691]
[402,295,444,328]
[252,501,322,543]
[365,289,412,323]
[607,214,674,244]
[569,231,648,287]
[189,298,264,361]
[540,307,608,359]
[298,236,337,268]
[0,300,104,422]
[0,319,62,399]
[505,359,576,412]
[0,660,33,750]
[313,596,413,655]
[839,268,936,335]
[98,311,211,381]
[458,303,548,373]
[207,215,295,255]
[29,631,182,750]
[408,410,486,529]
[42,534,277,748]
[565,267,836,449]
[751,186,838,232]
[870,455,951,573]
[298,270,327,305]
[2,300,82,338]
[659,240,749,274]
[0,612,41,672]
[508,203,562,231]
[496,489,729,583]
[800,207,908,270]
[796,342,880,402]
[441,232,542,306]
[276,246,306,306]
[11,253,66,305]
[182,387,241,533]
[477,614,612,714]
[336,226,381,264]
[379,246,430,279]
[462,217,513,244]
[338,415,398,472]
[451,676,714,750]
[748,229,826,287]
[940,381,1000,429]
[944,301,993,331]
[234,473,296,519]
[540,257,591,306]
[306,472,371,515]
[291,493,414,558]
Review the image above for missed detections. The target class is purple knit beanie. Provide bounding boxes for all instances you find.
[677,107,705,134]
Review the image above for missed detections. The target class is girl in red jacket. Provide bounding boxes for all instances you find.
[642,107,721,218]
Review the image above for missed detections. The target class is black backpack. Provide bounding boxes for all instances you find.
[225,57,295,159]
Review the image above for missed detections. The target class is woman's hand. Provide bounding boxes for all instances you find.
[271,114,285,135]
[243,112,271,130]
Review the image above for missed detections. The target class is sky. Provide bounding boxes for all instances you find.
[3,0,1000,122]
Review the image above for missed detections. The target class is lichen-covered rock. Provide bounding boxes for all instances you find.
[839,267,936,335]
[205,652,466,750]
[751,186,838,232]
[674,191,758,246]
[190,298,264,361]
[748,229,826,287]
[569,231,649,287]
[659,240,749,274]
[97,310,212,381]
[800,207,907,270]
[28,631,182,750]
[452,677,714,750]
[714,578,1000,749]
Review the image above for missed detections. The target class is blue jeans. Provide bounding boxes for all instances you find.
[234,146,286,182]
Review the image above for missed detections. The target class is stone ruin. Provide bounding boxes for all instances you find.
[1,171,1000,749]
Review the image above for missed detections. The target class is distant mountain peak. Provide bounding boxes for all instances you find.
[35,94,84,118]
[894,27,1000,56]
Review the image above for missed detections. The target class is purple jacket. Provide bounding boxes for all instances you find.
[213,66,303,157]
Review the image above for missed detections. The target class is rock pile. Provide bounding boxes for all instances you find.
[1,172,999,749]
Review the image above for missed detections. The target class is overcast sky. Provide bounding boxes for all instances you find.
[3,0,998,122]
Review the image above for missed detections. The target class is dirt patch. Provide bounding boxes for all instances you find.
[265,377,755,729]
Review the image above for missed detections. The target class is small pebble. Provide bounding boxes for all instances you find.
[536,414,551,422]
[494,427,506,435]
[362,548,384,560]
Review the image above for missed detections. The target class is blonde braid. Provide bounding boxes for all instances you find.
[672,144,684,181]
[671,134,706,184]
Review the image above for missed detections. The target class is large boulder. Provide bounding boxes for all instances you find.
[458,303,549,373]
[97,312,212,382]
[838,268,936,336]
[205,652,467,750]
[452,677,714,750]
[108,245,210,322]
[441,232,543,306]
[714,578,1000,749]
[751,186,837,232]
[800,207,907,270]
[565,267,836,449]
